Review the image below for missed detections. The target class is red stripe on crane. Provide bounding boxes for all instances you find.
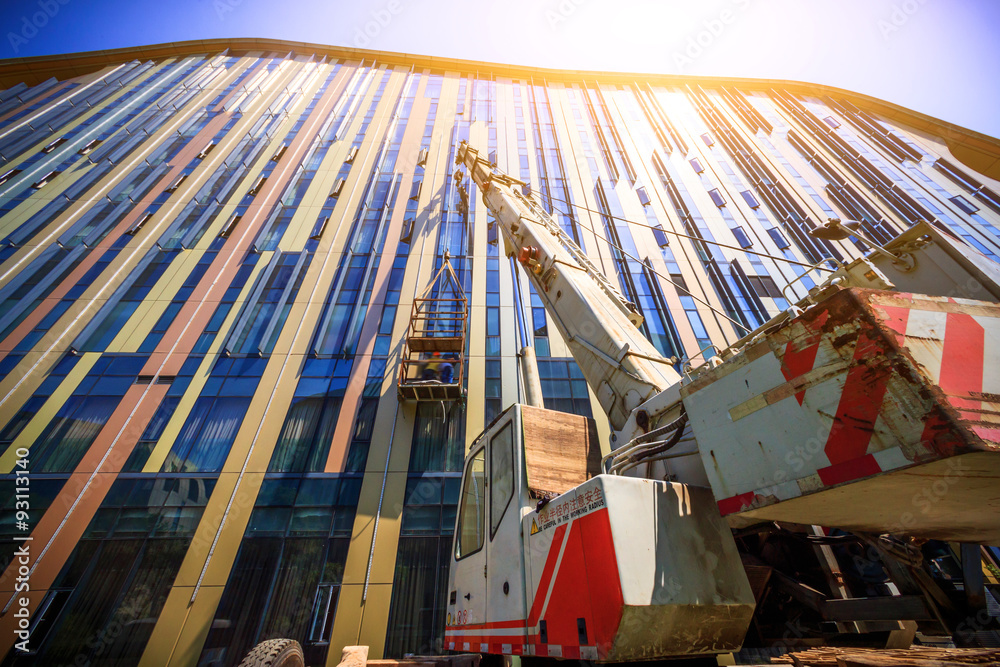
[527,523,568,625]
[781,341,820,406]
[717,491,755,515]
[876,304,911,347]
[824,331,895,466]
[817,453,882,486]
[938,311,984,418]
[779,307,835,406]
[971,424,1000,445]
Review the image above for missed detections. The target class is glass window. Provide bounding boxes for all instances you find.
[538,359,592,418]
[636,186,651,207]
[384,536,451,656]
[766,227,790,249]
[30,395,119,472]
[708,189,726,207]
[651,225,670,247]
[268,393,343,473]
[160,396,250,472]
[409,403,465,472]
[740,190,760,209]
[489,422,514,538]
[455,447,486,559]
[26,537,188,663]
[949,195,979,215]
[731,226,753,249]
[485,360,502,426]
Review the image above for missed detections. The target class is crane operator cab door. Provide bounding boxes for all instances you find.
[445,407,529,655]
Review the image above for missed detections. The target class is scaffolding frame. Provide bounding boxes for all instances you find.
[398,256,468,401]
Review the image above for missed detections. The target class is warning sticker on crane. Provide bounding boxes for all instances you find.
[536,488,605,532]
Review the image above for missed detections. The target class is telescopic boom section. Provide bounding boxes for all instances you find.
[455,141,681,431]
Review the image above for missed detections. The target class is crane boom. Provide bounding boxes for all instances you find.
[455,141,680,431]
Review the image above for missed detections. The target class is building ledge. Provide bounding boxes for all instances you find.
[1,37,998,180]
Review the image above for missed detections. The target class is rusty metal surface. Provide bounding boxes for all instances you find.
[608,603,752,660]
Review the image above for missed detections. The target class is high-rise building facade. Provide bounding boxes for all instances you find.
[0,39,998,666]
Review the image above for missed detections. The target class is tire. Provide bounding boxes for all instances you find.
[237,638,305,667]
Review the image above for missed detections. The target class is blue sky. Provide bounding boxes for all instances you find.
[1,0,998,140]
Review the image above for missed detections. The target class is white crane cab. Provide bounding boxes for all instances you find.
[444,404,755,662]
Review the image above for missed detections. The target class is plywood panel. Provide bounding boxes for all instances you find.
[521,405,601,498]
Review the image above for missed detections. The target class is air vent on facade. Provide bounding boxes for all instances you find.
[135,375,154,385]
[78,139,102,155]
[32,171,60,189]
[41,137,67,154]
[219,214,242,238]
[310,216,329,240]
[196,142,215,159]
[0,169,21,185]
[247,176,267,196]
[165,174,187,193]
[127,212,154,235]
[155,376,175,385]
[329,179,345,198]
[400,218,414,244]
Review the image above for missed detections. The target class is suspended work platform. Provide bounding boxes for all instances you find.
[398,256,467,402]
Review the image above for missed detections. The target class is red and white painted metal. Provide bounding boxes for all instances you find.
[682,288,1000,541]
[445,473,754,661]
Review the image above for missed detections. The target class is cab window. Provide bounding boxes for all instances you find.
[456,446,486,559]
[489,422,514,538]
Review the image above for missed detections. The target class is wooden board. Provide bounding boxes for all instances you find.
[772,647,1000,667]
[397,382,464,401]
[407,335,464,352]
[521,405,602,498]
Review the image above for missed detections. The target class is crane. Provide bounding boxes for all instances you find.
[443,141,1000,661]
